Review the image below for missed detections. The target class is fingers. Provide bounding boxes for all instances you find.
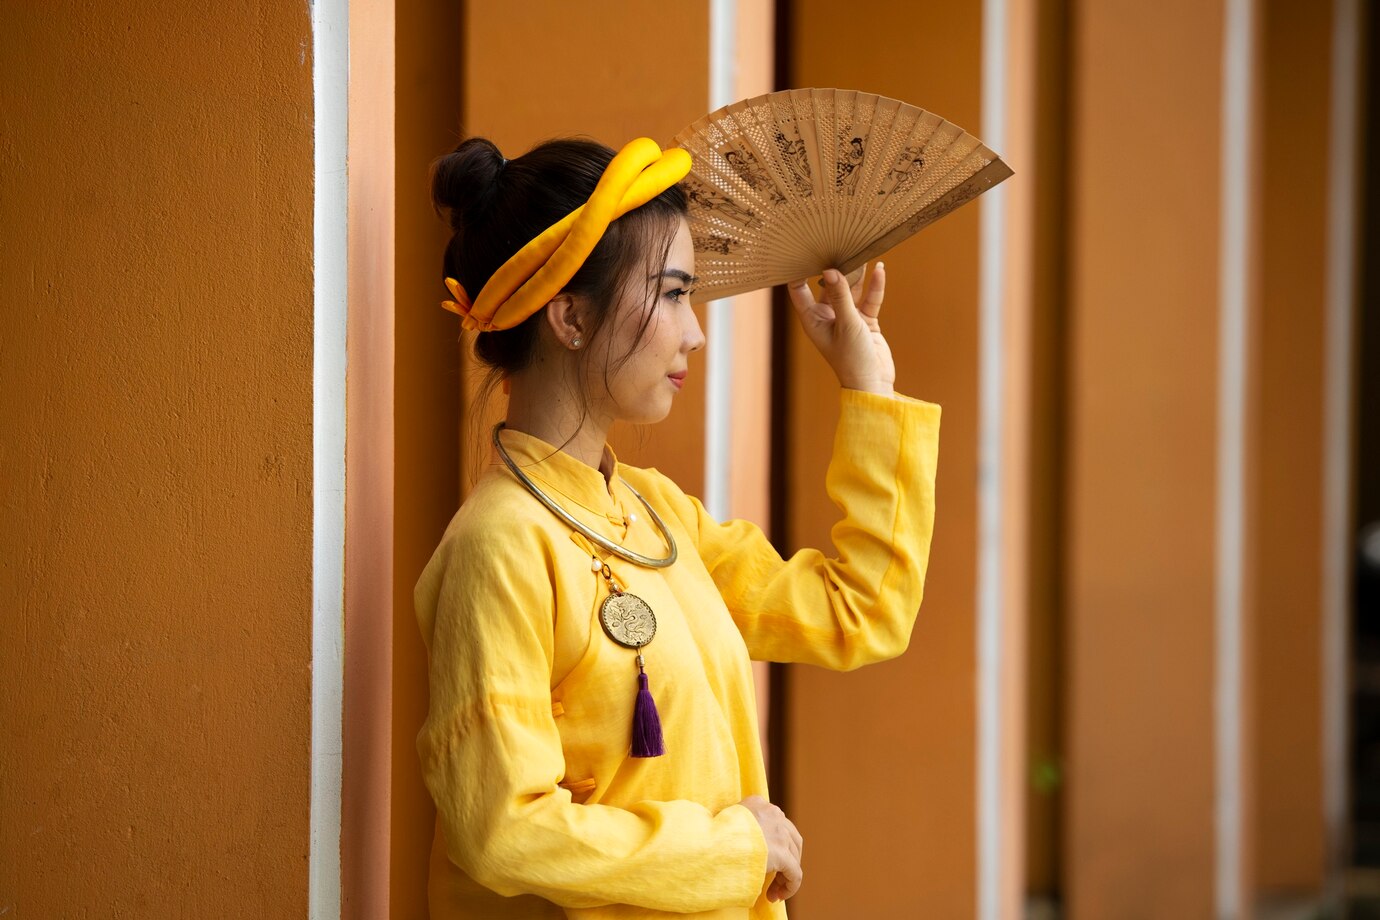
[768,860,803,902]
[789,263,881,342]
[858,261,886,319]
[769,814,804,902]
[819,268,861,323]
[767,864,800,901]
[785,277,817,318]
[782,863,803,900]
[740,794,805,903]
[776,810,802,861]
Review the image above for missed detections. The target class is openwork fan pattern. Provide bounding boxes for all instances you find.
[670,88,1013,301]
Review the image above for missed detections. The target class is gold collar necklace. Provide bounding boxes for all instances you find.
[492,421,674,758]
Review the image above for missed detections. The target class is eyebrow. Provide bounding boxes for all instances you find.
[658,269,700,285]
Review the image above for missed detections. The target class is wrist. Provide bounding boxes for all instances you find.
[839,379,894,397]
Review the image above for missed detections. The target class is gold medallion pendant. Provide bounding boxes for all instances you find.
[599,588,657,650]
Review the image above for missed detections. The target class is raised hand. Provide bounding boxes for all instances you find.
[786,262,896,396]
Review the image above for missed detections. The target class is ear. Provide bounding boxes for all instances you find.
[544,293,585,349]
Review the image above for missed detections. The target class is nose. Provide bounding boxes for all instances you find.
[683,302,706,353]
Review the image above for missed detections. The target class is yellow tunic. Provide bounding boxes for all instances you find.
[416,388,941,918]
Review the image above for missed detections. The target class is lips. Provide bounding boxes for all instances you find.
[667,371,687,390]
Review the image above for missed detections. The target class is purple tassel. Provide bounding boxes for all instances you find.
[631,667,665,758]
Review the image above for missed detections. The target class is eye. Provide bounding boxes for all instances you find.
[664,287,693,303]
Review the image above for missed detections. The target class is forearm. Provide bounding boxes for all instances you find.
[715,388,940,668]
[423,708,768,912]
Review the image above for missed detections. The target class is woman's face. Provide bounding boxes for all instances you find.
[595,217,703,426]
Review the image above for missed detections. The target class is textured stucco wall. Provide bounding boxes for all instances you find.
[0,2,315,915]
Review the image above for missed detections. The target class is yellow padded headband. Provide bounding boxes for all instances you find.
[442,137,693,332]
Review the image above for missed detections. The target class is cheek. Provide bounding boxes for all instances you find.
[630,310,675,372]
[654,307,686,355]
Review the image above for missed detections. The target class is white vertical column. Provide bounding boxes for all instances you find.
[977,0,1009,916]
[703,0,737,521]
[1215,0,1256,915]
[1323,0,1362,908]
[311,0,348,917]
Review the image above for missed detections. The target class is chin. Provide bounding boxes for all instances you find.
[617,395,675,426]
[624,407,674,426]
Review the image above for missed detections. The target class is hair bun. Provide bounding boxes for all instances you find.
[432,137,505,229]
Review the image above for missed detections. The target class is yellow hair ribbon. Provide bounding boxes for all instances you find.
[441,138,693,332]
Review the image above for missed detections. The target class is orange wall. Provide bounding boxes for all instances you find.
[0,2,314,915]
[784,1,984,915]
[1064,0,1238,915]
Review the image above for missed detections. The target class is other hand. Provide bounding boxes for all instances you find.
[739,794,803,903]
[786,262,896,396]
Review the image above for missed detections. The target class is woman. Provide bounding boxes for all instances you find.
[416,135,941,919]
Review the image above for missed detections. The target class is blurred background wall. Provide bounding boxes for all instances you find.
[1,0,1374,919]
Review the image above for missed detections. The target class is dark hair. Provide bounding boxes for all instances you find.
[431,136,688,420]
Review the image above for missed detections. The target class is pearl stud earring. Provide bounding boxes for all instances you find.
[571,336,583,349]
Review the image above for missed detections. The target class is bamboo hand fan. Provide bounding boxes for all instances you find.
[669,87,1013,301]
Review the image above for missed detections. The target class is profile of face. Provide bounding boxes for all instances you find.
[585,217,703,426]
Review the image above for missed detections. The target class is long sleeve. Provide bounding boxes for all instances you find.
[415,514,769,913]
[653,388,940,670]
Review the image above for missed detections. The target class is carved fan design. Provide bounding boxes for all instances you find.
[669,88,1013,301]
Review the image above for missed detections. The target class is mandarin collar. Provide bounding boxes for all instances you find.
[495,425,629,521]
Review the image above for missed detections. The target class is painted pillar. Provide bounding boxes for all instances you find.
[0,2,314,915]
[783,1,985,915]
[343,0,397,917]
[986,0,1047,913]
[1063,0,1261,916]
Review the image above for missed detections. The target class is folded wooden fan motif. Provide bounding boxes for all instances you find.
[670,88,1013,302]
